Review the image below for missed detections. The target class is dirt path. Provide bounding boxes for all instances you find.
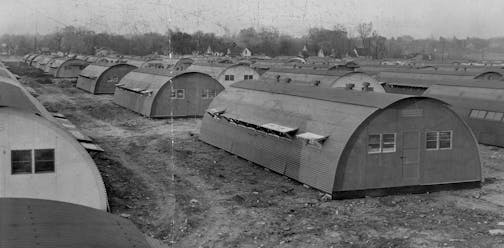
[10,62,504,247]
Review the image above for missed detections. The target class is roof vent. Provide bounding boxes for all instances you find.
[345,83,355,90]
[275,75,281,82]
[313,80,321,86]
[362,82,374,92]
[285,78,292,83]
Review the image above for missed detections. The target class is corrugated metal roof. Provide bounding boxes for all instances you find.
[0,198,151,248]
[186,64,227,78]
[50,58,70,68]
[231,80,410,108]
[79,64,110,79]
[379,74,504,89]
[0,78,53,120]
[119,69,177,93]
[362,65,483,76]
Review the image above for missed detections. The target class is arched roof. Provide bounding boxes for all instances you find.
[0,108,108,210]
[474,70,504,80]
[201,80,443,192]
[79,62,134,80]
[286,57,306,64]
[0,77,54,120]
[0,67,17,80]
[116,69,221,115]
[0,198,148,247]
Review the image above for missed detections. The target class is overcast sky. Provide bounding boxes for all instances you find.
[1,0,503,38]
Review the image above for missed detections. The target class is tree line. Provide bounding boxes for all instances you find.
[2,23,504,61]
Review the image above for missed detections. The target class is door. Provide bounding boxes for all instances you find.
[401,131,420,185]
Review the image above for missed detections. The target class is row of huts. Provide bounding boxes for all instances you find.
[23,51,504,198]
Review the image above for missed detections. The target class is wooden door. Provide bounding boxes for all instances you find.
[401,131,420,184]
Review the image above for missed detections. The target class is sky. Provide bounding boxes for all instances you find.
[1,0,503,38]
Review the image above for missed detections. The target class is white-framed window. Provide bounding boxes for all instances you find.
[225,75,235,81]
[426,131,452,150]
[426,131,439,150]
[382,133,396,153]
[201,89,217,99]
[368,134,382,154]
[171,89,185,99]
[368,133,396,154]
[244,75,253,80]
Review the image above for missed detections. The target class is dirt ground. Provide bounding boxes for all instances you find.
[7,61,504,248]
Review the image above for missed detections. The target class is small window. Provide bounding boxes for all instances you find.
[426,131,438,150]
[208,89,216,98]
[201,89,208,99]
[11,150,32,174]
[171,89,185,99]
[382,133,396,153]
[368,134,381,153]
[176,89,185,99]
[439,131,452,150]
[244,75,253,80]
[225,75,235,81]
[34,149,55,173]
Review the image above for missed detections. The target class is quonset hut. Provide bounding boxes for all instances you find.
[48,58,89,78]
[422,80,504,147]
[114,68,224,117]
[76,63,137,94]
[187,63,260,88]
[0,78,108,210]
[0,198,152,248]
[200,80,482,196]
[261,68,384,92]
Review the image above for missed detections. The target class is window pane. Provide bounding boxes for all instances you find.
[382,133,396,152]
[11,150,32,174]
[426,132,438,149]
[368,134,381,153]
[170,90,176,98]
[177,89,184,98]
[209,90,216,98]
[439,131,452,149]
[201,89,208,98]
[230,75,234,81]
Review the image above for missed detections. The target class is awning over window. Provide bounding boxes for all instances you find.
[296,132,329,143]
[207,107,226,116]
[260,123,298,135]
[80,142,104,152]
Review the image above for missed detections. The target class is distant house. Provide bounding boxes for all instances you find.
[227,46,243,57]
[317,48,325,58]
[206,45,213,55]
[95,48,116,57]
[354,47,371,57]
[241,48,252,57]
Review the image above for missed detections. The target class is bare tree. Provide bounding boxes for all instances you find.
[356,22,373,48]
